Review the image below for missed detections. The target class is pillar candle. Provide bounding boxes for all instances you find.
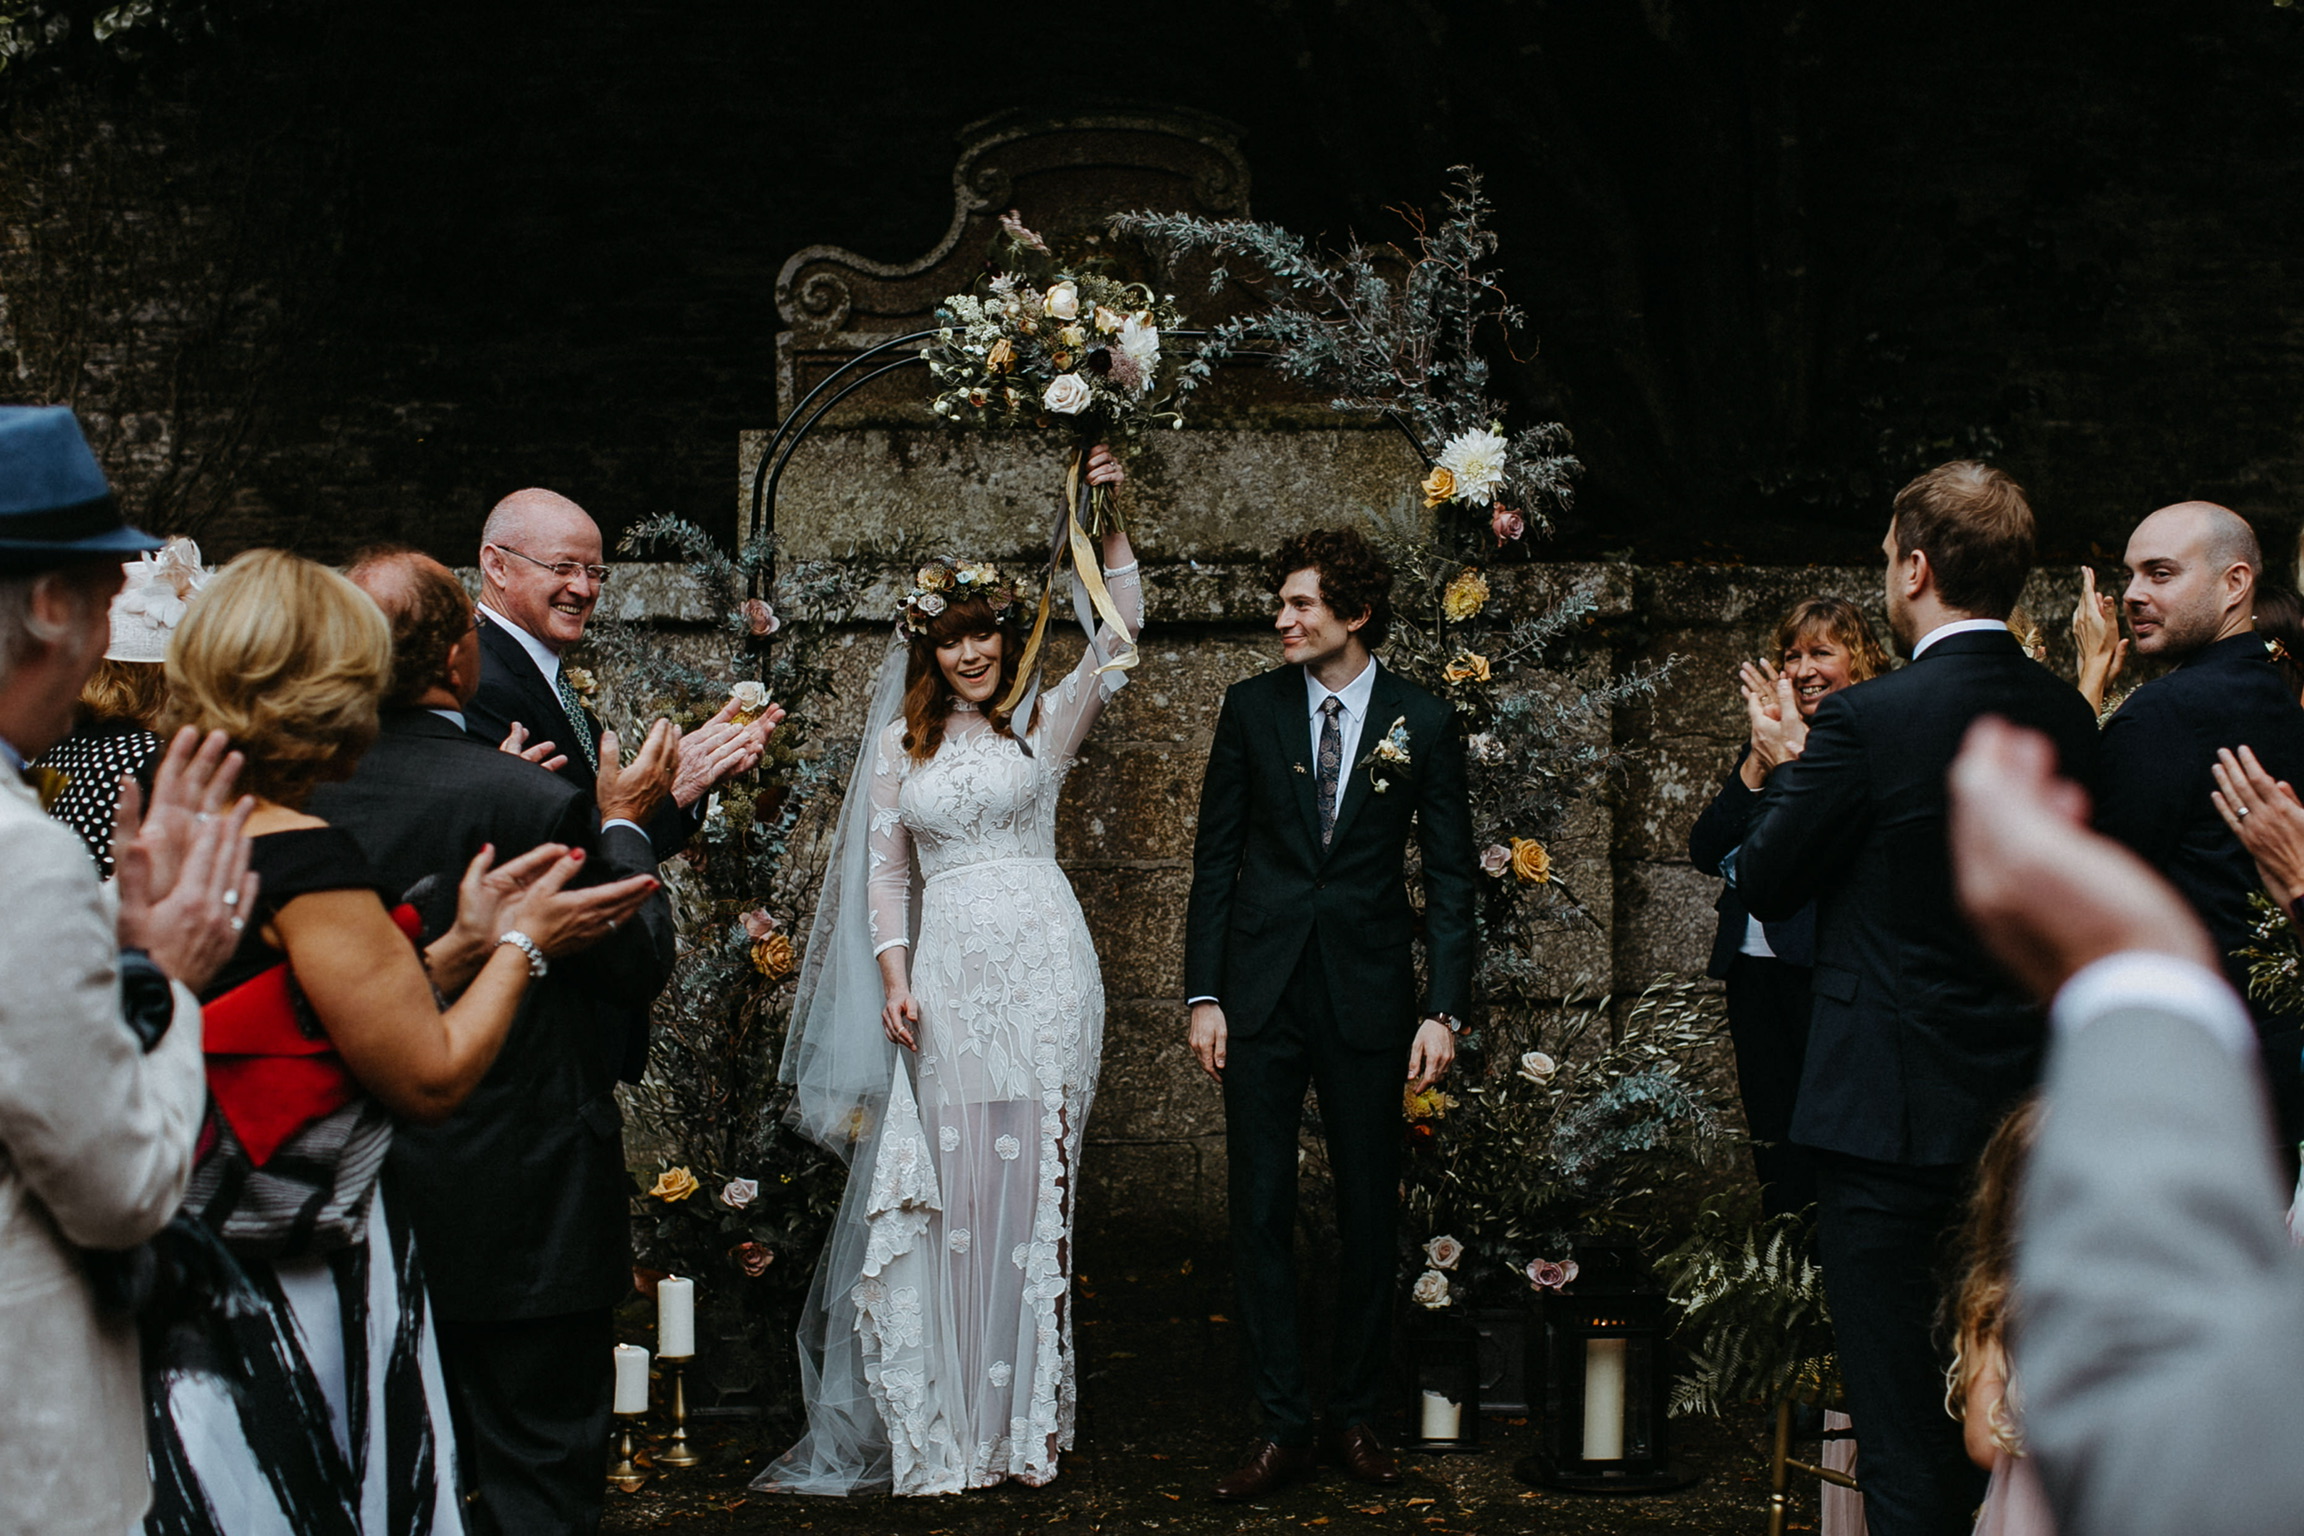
[613,1343,650,1415]
[1418,1388,1462,1441]
[657,1275,696,1358]
[1580,1337,1628,1460]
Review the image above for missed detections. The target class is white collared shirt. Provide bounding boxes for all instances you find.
[426,708,468,732]
[480,602,564,685]
[1305,654,1379,780]
[1911,617,2009,660]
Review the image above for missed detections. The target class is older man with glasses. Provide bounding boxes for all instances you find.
[469,487,780,863]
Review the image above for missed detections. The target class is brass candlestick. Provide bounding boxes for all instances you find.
[608,1412,647,1493]
[657,1355,699,1468]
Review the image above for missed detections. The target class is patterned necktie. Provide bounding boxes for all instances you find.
[1316,696,1344,846]
[553,668,600,773]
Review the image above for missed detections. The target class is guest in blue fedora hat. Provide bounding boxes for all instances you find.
[0,402,254,1536]
[0,405,163,574]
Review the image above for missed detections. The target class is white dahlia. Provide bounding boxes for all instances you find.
[1116,316,1161,392]
[1437,425,1511,506]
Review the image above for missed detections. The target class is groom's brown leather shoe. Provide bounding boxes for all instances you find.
[1211,1439,1316,1502]
[1318,1420,1402,1485]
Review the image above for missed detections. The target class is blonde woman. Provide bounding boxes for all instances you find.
[141,550,656,1536]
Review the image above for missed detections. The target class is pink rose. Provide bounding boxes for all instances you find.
[1491,505,1525,544]
[740,599,780,637]
[740,908,782,940]
[733,1240,773,1278]
[721,1177,758,1209]
[1480,844,1512,878]
[1526,1257,1580,1293]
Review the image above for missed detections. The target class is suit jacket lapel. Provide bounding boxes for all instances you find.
[480,614,580,747]
[1322,666,1402,859]
[1263,669,1325,852]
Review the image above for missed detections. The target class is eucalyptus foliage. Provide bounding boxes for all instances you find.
[577,519,866,1402]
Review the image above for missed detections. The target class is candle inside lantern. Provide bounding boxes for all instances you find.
[1580,1337,1627,1460]
[1419,1388,1463,1442]
[657,1275,696,1358]
[613,1343,651,1415]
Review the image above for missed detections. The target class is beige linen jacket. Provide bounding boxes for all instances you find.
[0,767,205,1536]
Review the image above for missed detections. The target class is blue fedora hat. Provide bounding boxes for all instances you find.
[0,406,160,573]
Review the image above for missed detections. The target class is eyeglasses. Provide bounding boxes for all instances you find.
[489,543,609,584]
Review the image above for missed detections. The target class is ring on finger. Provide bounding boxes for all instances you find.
[221,889,241,908]
[228,915,246,934]
[2238,804,2253,819]
[194,811,214,824]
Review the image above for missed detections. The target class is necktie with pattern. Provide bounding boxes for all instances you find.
[554,668,600,773]
[1317,695,1344,846]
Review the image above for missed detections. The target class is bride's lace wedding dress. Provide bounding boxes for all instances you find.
[834,564,1141,1494]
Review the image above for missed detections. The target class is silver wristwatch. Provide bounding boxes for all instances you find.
[497,929,548,980]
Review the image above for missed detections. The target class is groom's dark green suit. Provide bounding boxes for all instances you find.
[1187,658,1478,1441]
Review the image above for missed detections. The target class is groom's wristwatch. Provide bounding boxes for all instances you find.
[1426,1013,1462,1035]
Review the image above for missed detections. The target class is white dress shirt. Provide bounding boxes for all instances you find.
[1305,653,1380,777]
[1910,617,2009,659]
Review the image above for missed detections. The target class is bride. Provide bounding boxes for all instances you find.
[763,447,1139,1495]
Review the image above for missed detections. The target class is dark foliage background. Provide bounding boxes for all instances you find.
[5,0,2304,566]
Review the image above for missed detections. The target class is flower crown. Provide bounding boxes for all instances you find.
[899,558,1022,636]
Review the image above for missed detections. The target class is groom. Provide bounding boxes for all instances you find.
[1186,526,1479,1502]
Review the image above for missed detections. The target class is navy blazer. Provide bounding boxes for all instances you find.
[1688,745,1814,977]
[464,611,701,862]
[1737,629,2101,1166]
[1185,662,1479,1048]
[2095,629,2304,1017]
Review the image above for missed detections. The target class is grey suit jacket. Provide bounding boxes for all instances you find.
[2018,994,2303,1536]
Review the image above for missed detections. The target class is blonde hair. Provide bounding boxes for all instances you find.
[160,549,392,807]
[1944,1093,2043,1455]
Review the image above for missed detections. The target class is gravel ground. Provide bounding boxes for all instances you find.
[602,1249,1819,1535]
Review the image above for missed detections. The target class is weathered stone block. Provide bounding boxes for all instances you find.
[1089,1000,1221,1143]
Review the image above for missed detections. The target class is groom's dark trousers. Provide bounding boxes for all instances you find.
[1737,629,2099,1536]
[1187,660,1477,1445]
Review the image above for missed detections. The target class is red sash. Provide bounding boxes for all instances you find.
[201,903,422,1166]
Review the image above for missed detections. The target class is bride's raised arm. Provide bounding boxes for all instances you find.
[1035,449,1144,761]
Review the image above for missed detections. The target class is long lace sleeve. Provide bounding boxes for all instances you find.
[866,722,914,957]
[1035,559,1145,762]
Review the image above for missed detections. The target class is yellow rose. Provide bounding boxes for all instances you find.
[1509,837,1552,884]
[1421,466,1456,508]
[1403,1085,1459,1121]
[915,563,952,592]
[1441,649,1491,684]
[751,933,795,979]
[986,338,1017,374]
[1057,324,1087,349]
[649,1166,700,1202]
[1442,568,1489,621]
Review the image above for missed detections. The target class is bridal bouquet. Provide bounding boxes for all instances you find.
[923,212,1189,537]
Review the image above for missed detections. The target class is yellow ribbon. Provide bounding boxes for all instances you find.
[995,448,1139,715]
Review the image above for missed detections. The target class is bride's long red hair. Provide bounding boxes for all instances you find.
[900,593,1033,761]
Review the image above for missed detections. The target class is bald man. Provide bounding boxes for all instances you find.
[2098,501,2304,1134]
[470,488,776,862]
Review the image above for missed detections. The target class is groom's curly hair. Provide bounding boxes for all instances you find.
[1270,527,1393,649]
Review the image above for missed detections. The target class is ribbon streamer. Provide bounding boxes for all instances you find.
[995,446,1140,719]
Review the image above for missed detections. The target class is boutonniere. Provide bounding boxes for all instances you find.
[562,665,599,701]
[1357,716,1412,793]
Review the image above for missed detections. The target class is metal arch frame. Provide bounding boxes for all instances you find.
[745,329,1434,598]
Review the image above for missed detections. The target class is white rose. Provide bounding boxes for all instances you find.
[1411,1269,1452,1310]
[1043,373,1092,415]
[1423,1234,1465,1271]
[1043,280,1080,320]
[1518,1050,1557,1086]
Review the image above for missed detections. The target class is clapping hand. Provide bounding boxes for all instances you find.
[668,696,788,810]
[596,718,681,826]
[113,727,259,993]
[2212,745,2304,916]
[498,721,569,774]
[1738,659,1807,784]
[426,841,578,991]
[2072,566,2128,712]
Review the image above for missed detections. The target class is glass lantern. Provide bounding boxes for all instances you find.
[1400,1311,1484,1454]
[1517,1242,1696,1492]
